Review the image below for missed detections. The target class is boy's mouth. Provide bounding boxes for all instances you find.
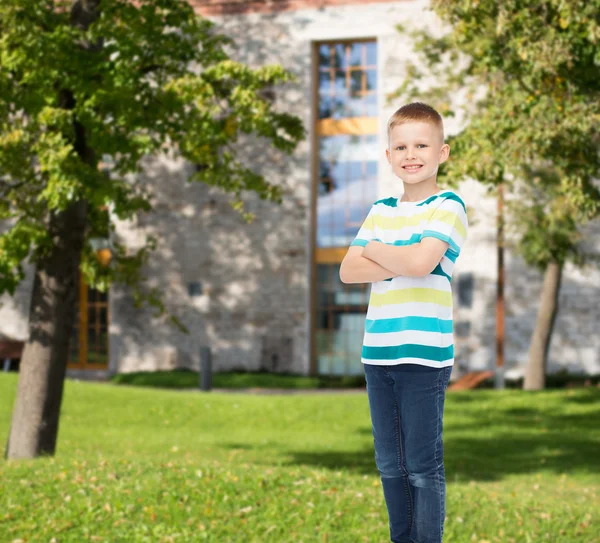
[403,164,423,172]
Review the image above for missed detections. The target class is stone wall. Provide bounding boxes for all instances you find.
[110,149,311,374]
[191,0,403,16]
[0,264,34,343]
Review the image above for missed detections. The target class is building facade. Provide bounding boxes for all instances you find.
[1,0,599,379]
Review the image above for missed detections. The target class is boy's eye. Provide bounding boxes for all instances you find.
[394,144,428,151]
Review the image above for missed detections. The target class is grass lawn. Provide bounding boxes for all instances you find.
[107,369,600,391]
[0,373,598,543]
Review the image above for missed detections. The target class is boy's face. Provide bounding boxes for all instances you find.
[386,121,450,187]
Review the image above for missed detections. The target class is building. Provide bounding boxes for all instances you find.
[1,0,599,380]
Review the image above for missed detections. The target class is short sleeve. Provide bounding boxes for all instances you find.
[349,205,376,247]
[421,196,468,256]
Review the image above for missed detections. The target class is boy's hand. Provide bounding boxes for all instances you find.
[339,244,398,283]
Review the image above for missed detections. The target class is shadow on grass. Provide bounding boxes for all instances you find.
[561,392,600,405]
[275,437,599,482]
[222,390,600,482]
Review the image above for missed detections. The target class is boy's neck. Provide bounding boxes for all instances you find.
[400,180,442,203]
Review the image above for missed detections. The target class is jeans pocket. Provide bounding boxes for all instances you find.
[443,366,452,390]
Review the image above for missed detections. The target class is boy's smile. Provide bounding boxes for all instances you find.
[386,121,450,189]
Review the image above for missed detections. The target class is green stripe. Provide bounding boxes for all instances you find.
[362,344,454,362]
[366,316,453,334]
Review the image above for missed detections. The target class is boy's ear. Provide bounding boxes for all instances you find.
[439,143,450,165]
[385,147,392,164]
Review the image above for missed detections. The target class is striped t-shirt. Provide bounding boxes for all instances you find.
[350,189,468,368]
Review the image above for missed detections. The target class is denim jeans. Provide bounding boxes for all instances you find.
[364,363,452,543]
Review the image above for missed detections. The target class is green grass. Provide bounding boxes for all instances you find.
[1,373,598,543]
[108,368,600,391]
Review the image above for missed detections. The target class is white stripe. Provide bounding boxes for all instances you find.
[356,227,374,237]
[362,357,454,368]
[366,302,453,320]
[363,330,454,347]
[373,205,429,218]
[371,274,451,293]
[374,224,429,240]
[439,257,454,275]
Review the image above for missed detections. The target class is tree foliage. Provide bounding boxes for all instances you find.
[0,0,304,328]
[391,0,600,270]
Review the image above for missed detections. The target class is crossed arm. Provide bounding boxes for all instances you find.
[339,238,450,284]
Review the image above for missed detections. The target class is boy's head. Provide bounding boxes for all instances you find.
[386,102,450,187]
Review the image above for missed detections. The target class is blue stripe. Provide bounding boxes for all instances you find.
[352,234,424,249]
[445,248,458,263]
[417,191,466,212]
[366,316,453,334]
[431,263,452,282]
[421,230,461,255]
[415,192,446,207]
[373,197,398,208]
[366,235,424,247]
[390,233,422,246]
[362,344,454,362]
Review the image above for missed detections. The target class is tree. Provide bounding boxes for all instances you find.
[1,0,304,459]
[391,0,600,389]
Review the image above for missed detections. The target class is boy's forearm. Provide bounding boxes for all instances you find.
[362,241,422,277]
[340,254,399,283]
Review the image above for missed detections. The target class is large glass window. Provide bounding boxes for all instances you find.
[318,42,378,119]
[317,134,378,248]
[316,263,370,375]
[313,40,378,376]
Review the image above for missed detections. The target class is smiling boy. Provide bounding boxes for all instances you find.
[339,102,468,543]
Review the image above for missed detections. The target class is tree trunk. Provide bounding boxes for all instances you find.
[523,261,563,390]
[4,0,101,460]
[5,201,89,459]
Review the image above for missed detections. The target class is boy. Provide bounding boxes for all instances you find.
[339,102,468,543]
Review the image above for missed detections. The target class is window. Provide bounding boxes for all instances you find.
[312,40,378,376]
[68,274,110,369]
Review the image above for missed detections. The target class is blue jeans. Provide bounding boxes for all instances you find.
[364,363,452,543]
